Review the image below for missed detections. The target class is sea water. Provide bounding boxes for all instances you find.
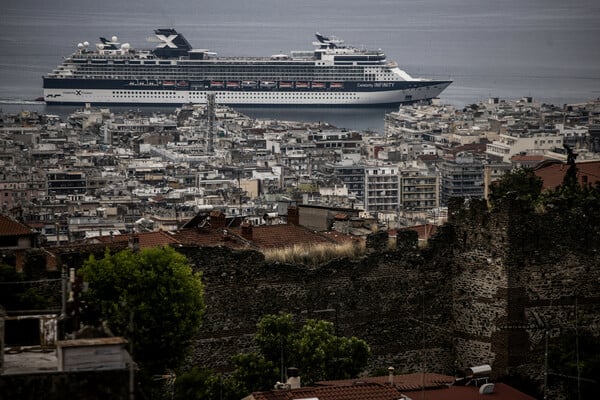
[1,0,599,132]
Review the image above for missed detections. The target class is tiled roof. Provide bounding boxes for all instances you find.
[317,372,454,391]
[95,231,179,249]
[535,160,600,189]
[316,374,535,400]
[510,154,545,162]
[172,224,358,251]
[248,380,534,400]
[248,382,403,400]
[171,227,248,250]
[0,214,35,237]
[228,224,341,250]
[401,382,535,400]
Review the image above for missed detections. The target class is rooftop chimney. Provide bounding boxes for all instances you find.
[209,210,226,229]
[388,366,395,385]
[287,205,299,225]
[286,367,301,389]
[240,221,253,240]
[128,236,140,252]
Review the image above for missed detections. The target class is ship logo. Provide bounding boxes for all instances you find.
[156,34,179,49]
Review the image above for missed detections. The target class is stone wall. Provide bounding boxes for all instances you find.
[177,233,456,374]
[447,196,600,382]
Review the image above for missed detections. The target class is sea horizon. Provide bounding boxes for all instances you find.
[1,0,599,131]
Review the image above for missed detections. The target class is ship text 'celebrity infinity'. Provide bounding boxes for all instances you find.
[43,29,452,107]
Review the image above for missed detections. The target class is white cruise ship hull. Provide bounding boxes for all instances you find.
[44,82,451,106]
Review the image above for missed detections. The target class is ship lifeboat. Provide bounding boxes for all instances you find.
[162,80,176,87]
[177,80,189,87]
[260,81,276,89]
[295,81,310,89]
[242,80,258,88]
[330,82,344,89]
[210,81,224,88]
[226,81,241,88]
[278,81,293,89]
[312,82,326,89]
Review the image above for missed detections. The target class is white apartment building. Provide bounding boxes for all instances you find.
[364,164,439,213]
[486,132,563,162]
[364,165,399,212]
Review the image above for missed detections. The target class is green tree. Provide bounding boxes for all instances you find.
[292,319,370,383]
[174,367,224,400]
[255,312,295,367]
[241,313,370,388]
[227,352,279,398]
[80,246,205,374]
[488,167,543,205]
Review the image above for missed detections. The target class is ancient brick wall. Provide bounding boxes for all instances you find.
[177,233,456,374]
[447,196,600,381]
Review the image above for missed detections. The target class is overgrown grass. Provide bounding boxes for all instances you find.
[263,240,366,266]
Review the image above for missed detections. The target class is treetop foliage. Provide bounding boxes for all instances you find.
[80,246,205,375]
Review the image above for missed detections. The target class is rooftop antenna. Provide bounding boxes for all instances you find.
[206,93,215,154]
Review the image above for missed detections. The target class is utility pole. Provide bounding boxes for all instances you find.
[129,309,135,400]
[207,94,215,154]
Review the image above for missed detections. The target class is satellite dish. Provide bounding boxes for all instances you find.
[121,43,130,50]
[111,35,118,42]
[83,41,90,47]
[97,44,104,50]
[77,43,84,49]
[479,383,495,394]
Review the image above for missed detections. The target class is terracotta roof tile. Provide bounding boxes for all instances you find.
[95,231,180,249]
[402,382,535,400]
[317,372,454,391]
[172,224,359,251]
[535,160,600,190]
[333,213,349,221]
[249,382,403,400]
[510,154,545,162]
[316,374,535,400]
[171,227,247,249]
[228,224,338,250]
[0,214,35,237]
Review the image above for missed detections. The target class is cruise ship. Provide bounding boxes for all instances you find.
[43,29,452,106]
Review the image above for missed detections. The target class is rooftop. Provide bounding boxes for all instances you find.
[535,160,600,189]
[0,214,35,237]
[247,373,535,400]
[93,230,180,249]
